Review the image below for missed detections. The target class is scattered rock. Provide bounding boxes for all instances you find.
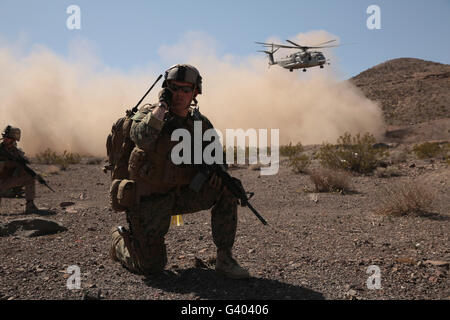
[373,143,390,149]
[249,164,262,171]
[0,218,67,237]
[395,257,417,265]
[44,165,61,175]
[59,202,75,208]
[344,289,358,299]
[424,260,449,268]
[194,257,209,269]
[82,290,102,300]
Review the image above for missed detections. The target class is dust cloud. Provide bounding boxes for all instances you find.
[1,31,384,156]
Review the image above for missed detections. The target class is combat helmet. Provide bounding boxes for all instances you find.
[1,125,21,141]
[162,64,202,94]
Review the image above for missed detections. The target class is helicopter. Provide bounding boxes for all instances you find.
[255,39,339,72]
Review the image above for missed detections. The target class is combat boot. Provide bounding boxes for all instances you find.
[215,248,250,279]
[25,201,39,214]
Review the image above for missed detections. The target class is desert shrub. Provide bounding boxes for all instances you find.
[317,132,386,174]
[280,142,311,174]
[309,168,351,193]
[35,148,59,164]
[280,142,302,157]
[412,142,443,159]
[375,166,402,178]
[375,181,435,217]
[289,154,311,174]
[35,148,81,170]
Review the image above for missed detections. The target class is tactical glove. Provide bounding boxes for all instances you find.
[158,88,173,109]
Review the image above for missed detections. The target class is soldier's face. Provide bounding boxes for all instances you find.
[169,80,197,117]
[3,137,15,147]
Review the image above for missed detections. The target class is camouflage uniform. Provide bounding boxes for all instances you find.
[111,106,240,275]
[0,127,37,212]
[110,64,249,278]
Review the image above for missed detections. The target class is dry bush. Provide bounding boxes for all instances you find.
[412,142,445,159]
[280,142,302,157]
[35,148,81,170]
[375,181,435,217]
[309,168,351,193]
[280,142,311,174]
[375,166,402,178]
[317,132,386,174]
[289,154,311,174]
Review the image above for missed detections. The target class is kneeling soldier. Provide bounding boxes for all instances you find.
[0,126,38,213]
[110,64,249,279]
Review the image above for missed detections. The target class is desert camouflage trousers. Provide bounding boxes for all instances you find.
[0,169,35,201]
[112,184,238,274]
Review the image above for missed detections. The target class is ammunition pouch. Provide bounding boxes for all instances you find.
[110,179,137,211]
[128,146,197,198]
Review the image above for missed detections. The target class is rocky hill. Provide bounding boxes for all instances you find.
[350,58,450,126]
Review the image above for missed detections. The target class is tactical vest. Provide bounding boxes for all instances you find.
[129,108,211,199]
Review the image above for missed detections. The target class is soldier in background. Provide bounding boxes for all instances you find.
[0,126,38,213]
[110,64,250,279]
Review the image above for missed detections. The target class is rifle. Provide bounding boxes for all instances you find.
[0,147,55,192]
[188,108,268,226]
[190,162,268,225]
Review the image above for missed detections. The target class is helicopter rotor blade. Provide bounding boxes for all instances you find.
[311,39,337,47]
[255,41,273,46]
[256,41,300,49]
[285,39,345,50]
[285,39,304,48]
[255,41,287,48]
[310,42,357,50]
[307,44,340,49]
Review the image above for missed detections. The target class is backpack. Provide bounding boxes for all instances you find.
[105,111,135,181]
[105,108,140,212]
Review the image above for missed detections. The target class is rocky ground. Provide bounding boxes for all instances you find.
[0,135,449,300]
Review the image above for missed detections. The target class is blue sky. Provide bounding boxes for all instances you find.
[0,0,449,79]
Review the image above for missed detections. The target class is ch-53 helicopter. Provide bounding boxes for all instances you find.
[255,39,339,72]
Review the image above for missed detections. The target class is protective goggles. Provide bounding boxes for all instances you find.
[168,83,194,93]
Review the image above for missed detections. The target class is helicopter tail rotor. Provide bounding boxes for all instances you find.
[257,44,278,66]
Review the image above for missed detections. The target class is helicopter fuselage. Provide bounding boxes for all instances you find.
[256,39,336,72]
[276,51,326,70]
